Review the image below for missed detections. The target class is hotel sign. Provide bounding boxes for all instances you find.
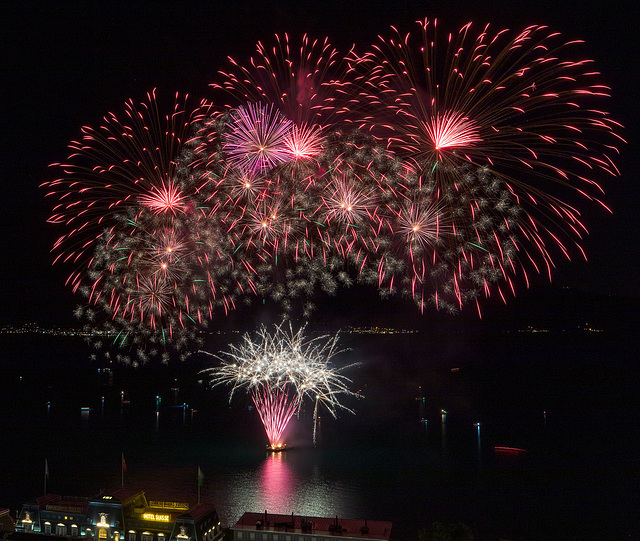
[142,514,170,522]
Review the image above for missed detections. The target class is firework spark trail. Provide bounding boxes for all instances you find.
[212,33,351,129]
[201,323,359,447]
[42,90,211,275]
[252,385,302,447]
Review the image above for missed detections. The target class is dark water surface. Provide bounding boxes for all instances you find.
[1,326,639,541]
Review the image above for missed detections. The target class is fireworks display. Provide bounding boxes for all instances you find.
[41,21,624,360]
[201,323,358,448]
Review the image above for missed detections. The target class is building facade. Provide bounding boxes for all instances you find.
[230,512,392,541]
[1,507,16,536]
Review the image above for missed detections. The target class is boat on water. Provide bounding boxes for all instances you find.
[494,446,527,455]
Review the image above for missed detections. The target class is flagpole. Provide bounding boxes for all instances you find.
[44,459,48,495]
[197,466,203,505]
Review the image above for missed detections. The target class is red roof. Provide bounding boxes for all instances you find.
[180,503,216,522]
[35,494,89,514]
[232,512,392,540]
[103,488,147,504]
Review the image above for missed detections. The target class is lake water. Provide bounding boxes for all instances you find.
[1,324,639,541]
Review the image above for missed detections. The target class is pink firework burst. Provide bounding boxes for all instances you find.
[139,182,187,215]
[347,19,624,308]
[395,200,445,249]
[283,124,325,161]
[321,176,376,226]
[425,112,481,152]
[350,18,623,186]
[223,103,293,174]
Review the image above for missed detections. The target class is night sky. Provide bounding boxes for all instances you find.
[2,0,638,327]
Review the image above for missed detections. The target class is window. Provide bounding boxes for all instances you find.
[99,528,108,539]
[56,523,67,536]
[71,525,79,537]
[44,522,52,534]
[129,531,137,541]
[236,533,243,540]
[141,532,154,541]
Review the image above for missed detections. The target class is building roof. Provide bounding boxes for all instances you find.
[101,488,146,505]
[232,512,392,540]
[177,503,216,523]
[35,495,89,514]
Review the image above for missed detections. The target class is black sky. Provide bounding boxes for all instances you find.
[1,0,638,326]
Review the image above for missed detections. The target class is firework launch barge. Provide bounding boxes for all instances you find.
[265,443,288,453]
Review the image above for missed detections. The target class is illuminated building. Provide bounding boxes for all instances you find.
[1,507,15,535]
[13,489,223,541]
[230,512,392,541]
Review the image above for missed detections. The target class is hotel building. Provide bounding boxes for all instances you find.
[12,489,223,541]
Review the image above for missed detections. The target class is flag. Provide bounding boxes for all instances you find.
[122,453,127,473]
[197,466,204,487]
[45,459,49,478]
